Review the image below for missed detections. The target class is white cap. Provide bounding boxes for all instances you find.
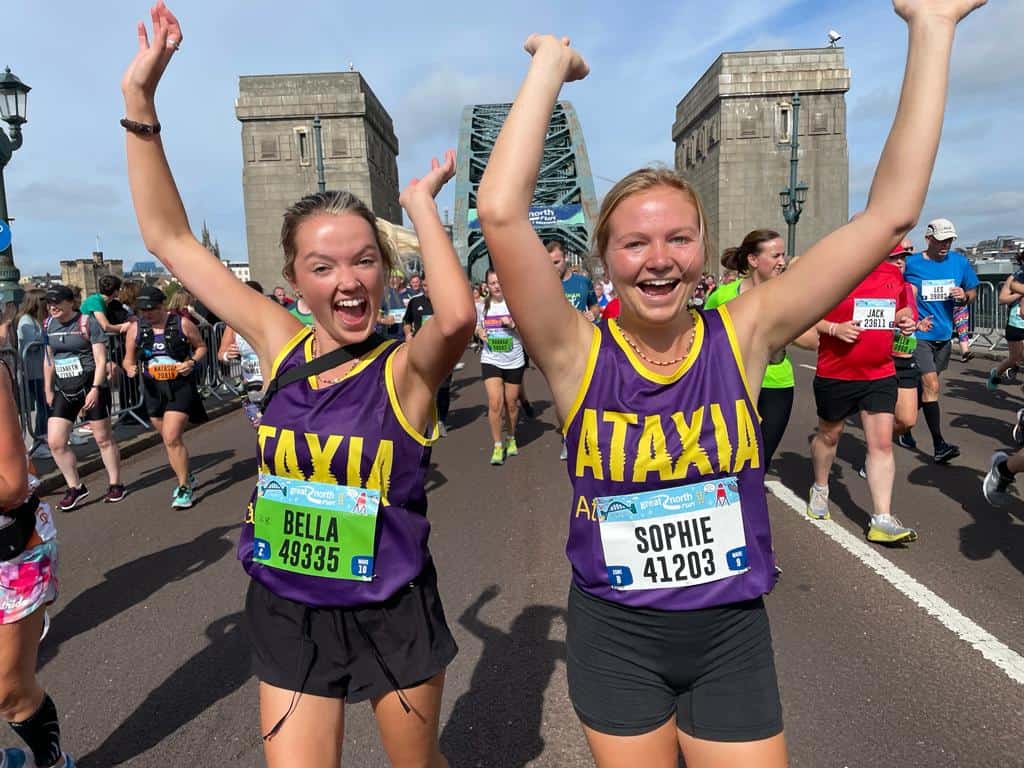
[925,218,957,241]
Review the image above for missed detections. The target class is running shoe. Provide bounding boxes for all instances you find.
[171,484,194,509]
[960,350,974,363]
[505,436,519,457]
[559,440,568,461]
[1004,367,1020,384]
[41,610,50,642]
[453,362,466,372]
[986,367,1001,392]
[437,422,449,438]
[173,473,198,498]
[1,748,31,768]
[867,515,918,544]
[933,442,961,464]
[806,485,830,520]
[59,484,89,511]
[103,484,127,503]
[982,451,1015,507]
[490,444,505,466]
[857,465,867,479]
[896,432,917,450]
[1012,409,1024,448]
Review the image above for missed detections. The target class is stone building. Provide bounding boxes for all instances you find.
[236,72,401,289]
[673,48,850,272]
[60,251,123,296]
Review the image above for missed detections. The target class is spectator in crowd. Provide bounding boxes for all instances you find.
[378,271,406,340]
[118,280,142,314]
[271,286,294,307]
[16,290,50,453]
[0,301,16,350]
[401,273,424,305]
[167,289,202,326]
[80,274,132,335]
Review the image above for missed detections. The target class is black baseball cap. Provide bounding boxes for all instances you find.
[136,286,167,310]
[45,285,74,304]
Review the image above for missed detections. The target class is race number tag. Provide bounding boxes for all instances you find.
[240,352,262,384]
[596,478,749,591]
[921,279,955,302]
[53,357,84,379]
[387,308,405,322]
[148,354,180,381]
[853,298,897,330]
[252,474,379,581]
[485,315,513,353]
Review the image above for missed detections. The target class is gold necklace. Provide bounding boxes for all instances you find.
[618,322,696,367]
[311,326,356,385]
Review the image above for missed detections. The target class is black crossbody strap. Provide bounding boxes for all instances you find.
[262,332,387,408]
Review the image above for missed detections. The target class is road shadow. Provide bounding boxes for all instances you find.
[948,410,1016,445]
[78,612,252,767]
[516,400,556,449]
[907,456,1024,576]
[447,404,487,431]
[450,374,481,397]
[195,456,258,503]
[126,449,237,495]
[945,376,1021,411]
[440,587,566,768]
[425,461,448,494]
[39,525,237,670]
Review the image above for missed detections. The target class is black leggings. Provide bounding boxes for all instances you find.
[757,386,794,470]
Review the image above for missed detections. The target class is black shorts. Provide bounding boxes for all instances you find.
[813,375,898,423]
[893,356,921,389]
[245,560,458,703]
[480,363,525,385]
[142,375,208,423]
[567,584,783,742]
[1006,326,1024,343]
[51,386,112,423]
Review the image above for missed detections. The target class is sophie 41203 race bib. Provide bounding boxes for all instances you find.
[595,478,749,591]
[853,298,896,330]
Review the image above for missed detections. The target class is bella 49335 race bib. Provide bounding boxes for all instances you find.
[252,474,379,581]
[595,478,749,591]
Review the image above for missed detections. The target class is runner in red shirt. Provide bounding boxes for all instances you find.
[807,259,920,545]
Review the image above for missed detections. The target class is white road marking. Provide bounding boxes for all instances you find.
[800,364,816,371]
[766,480,1024,686]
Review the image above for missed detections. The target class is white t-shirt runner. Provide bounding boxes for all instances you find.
[478,299,525,370]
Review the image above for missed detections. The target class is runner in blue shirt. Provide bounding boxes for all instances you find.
[901,218,978,463]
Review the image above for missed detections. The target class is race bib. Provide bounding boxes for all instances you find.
[53,357,84,379]
[387,308,405,322]
[921,279,955,302]
[892,333,918,355]
[240,352,262,384]
[484,315,513,353]
[148,355,179,381]
[596,478,749,591]
[252,474,379,581]
[853,298,897,330]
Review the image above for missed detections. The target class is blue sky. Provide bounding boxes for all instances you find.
[2,0,1018,277]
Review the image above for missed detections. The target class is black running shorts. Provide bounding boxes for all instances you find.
[51,386,111,423]
[567,584,783,742]
[480,363,525,385]
[141,375,208,423]
[1005,325,1024,343]
[893,356,921,390]
[245,560,458,703]
[813,375,898,423]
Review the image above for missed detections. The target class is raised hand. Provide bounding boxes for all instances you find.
[399,150,456,213]
[523,34,589,82]
[893,0,986,25]
[121,1,183,101]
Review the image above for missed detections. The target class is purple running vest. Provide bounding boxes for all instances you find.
[564,309,776,610]
[238,328,434,607]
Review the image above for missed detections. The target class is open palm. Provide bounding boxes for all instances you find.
[121,1,183,99]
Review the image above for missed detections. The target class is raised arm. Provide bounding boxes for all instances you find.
[0,362,28,508]
[393,152,477,430]
[476,36,593,417]
[727,0,986,369]
[121,2,297,364]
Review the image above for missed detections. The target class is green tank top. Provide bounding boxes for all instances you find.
[703,280,795,389]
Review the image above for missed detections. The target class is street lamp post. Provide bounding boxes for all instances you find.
[778,91,809,259]
[0,66,31,306]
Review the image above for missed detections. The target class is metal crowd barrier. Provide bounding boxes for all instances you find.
[9,318,249,449]
[969,280,1008,351]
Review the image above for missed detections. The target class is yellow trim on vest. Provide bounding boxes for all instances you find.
[608,312,705,385]
[269,326,312,381]
[561,325,602,436]
[716,304,761,421]
[304,337,394,391]
[384,347,438,447]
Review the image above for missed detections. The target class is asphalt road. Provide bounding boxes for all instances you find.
[3,349,1022,767]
